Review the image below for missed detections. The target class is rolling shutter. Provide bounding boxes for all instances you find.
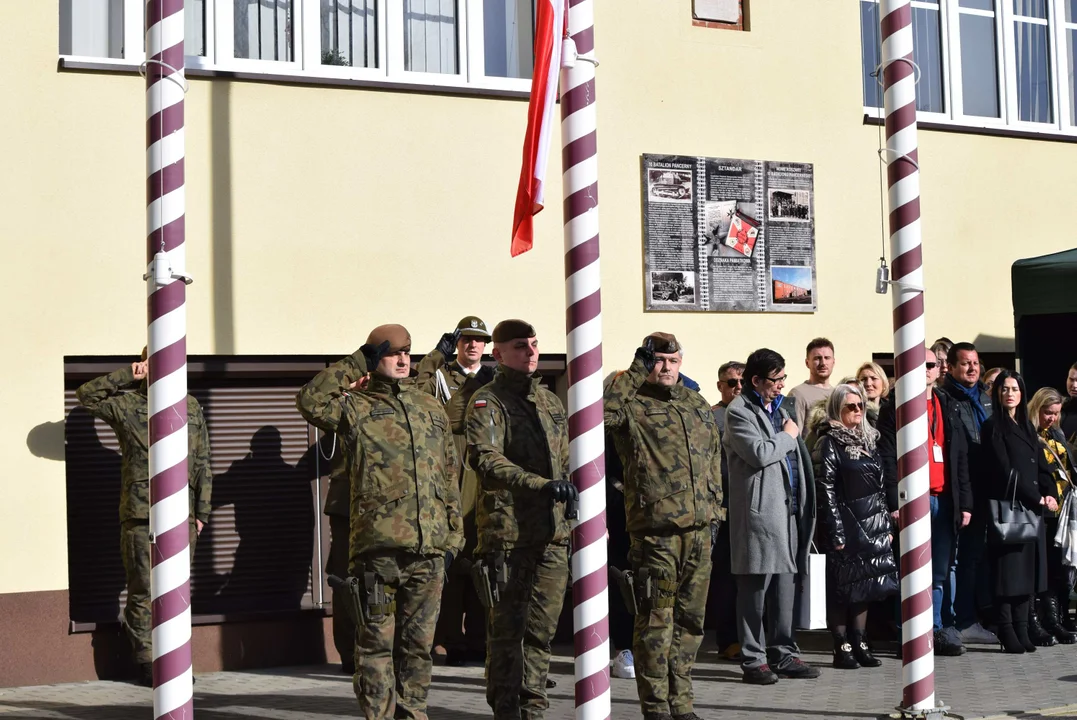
[65,375,321,624]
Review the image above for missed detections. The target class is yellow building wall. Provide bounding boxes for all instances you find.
[2,0,1074,594]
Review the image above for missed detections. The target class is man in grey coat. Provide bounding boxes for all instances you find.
[723,348,819,685]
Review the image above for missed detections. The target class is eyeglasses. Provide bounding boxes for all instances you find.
[843,402,864,412]
[925,362,937,369]
[724,378,743,388]
[764,375,787,384]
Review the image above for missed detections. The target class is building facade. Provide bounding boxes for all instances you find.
[2,0,1076,685]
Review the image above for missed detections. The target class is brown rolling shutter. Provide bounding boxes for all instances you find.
[65,376,321,624]
[64,393,128,624]
[190,383,317,615]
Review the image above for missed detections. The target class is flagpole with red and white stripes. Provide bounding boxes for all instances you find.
[511,1,610,716]
[145,0,194,717]
[878,1,941,717]
[559,2,611,719]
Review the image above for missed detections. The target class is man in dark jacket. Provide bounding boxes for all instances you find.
[878,347,972,656]
[935,341,996,645]
[1060,362,1077,444]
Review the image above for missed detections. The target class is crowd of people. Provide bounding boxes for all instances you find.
[77,322,1077,720]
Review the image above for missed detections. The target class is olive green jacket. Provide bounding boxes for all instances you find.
[296,351,464,561]
[604,356,724,534]
[76,367,212,524]
[466,365,571,553]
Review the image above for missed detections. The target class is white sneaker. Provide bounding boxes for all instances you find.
[611,649,635,679]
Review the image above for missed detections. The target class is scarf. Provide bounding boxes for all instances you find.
[826,420,879,460]
[951,378,988,428]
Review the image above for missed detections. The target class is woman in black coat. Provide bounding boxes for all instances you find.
[812,383,898,669]
[983,370,1059,653]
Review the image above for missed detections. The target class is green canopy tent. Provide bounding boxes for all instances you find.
[1012,248,1077,393]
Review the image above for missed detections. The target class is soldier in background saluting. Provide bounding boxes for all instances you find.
[76,346,212,688]
[415,315,494,665]
[604,332,723,720]
[297,324,463,720]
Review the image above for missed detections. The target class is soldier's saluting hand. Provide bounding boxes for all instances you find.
[296,324,463,719]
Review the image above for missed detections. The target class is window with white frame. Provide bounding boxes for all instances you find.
[860,0,1077,134]
[58,0,536,92]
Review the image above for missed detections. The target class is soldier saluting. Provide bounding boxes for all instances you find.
[76,347,212,687]
[297,324,463,720]
[415,316,495,666]
[466,319,576,720]
[604,333,723,720]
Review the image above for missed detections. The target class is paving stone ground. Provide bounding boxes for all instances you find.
[2,639,1077,719]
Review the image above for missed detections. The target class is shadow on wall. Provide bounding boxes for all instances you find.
[203,426,314,614]
[26,420,65,461]
[211,80,235,354]
[207,425,319,667]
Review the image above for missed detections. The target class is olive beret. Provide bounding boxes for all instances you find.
[492,319,537,343]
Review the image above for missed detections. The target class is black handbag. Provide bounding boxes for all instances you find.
[987,469,1040,545]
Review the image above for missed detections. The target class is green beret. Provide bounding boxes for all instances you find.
[492,319,537,343]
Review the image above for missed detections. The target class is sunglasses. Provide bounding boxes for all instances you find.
[843,402,864,412]
[724,378,743,388]
[925,362,937,369]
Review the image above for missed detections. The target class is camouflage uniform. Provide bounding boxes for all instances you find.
[296,349,464,720]
[76,366,212,666]
[415,347,494,659]
[604,352,724,718]
[466,364,571,720]
[321,441,355,668]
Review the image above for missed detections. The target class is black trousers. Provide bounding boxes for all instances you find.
[708,520,738,649]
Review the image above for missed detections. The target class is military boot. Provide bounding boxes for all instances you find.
[643,713,674,720]
[137,662,153,688]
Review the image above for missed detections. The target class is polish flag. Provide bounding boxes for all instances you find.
[510,0,566,257]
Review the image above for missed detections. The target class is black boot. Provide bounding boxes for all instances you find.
[137,662,153,687]
[997,624,1025,653]
[832,633,859,669]
[1041,594,1077,644]
[997,601,1025,654]
[1015,622,1037,653]
[849,631,881,668]
[1029,599,1058,647]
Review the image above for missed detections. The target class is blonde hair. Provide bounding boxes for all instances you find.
[826,383,873,437]
[1029,387,1064,430]
[855,361,890,400]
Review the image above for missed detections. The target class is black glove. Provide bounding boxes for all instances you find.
[435,329,461,358]
[359,340,391,370]
[443,551,454,579]
[710,521,720,552]
[634,338,656,373]
[542,480,579,503]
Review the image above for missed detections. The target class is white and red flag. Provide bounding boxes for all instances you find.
[510,0,566,257]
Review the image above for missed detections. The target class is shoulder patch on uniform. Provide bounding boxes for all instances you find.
[474,399,487,408]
